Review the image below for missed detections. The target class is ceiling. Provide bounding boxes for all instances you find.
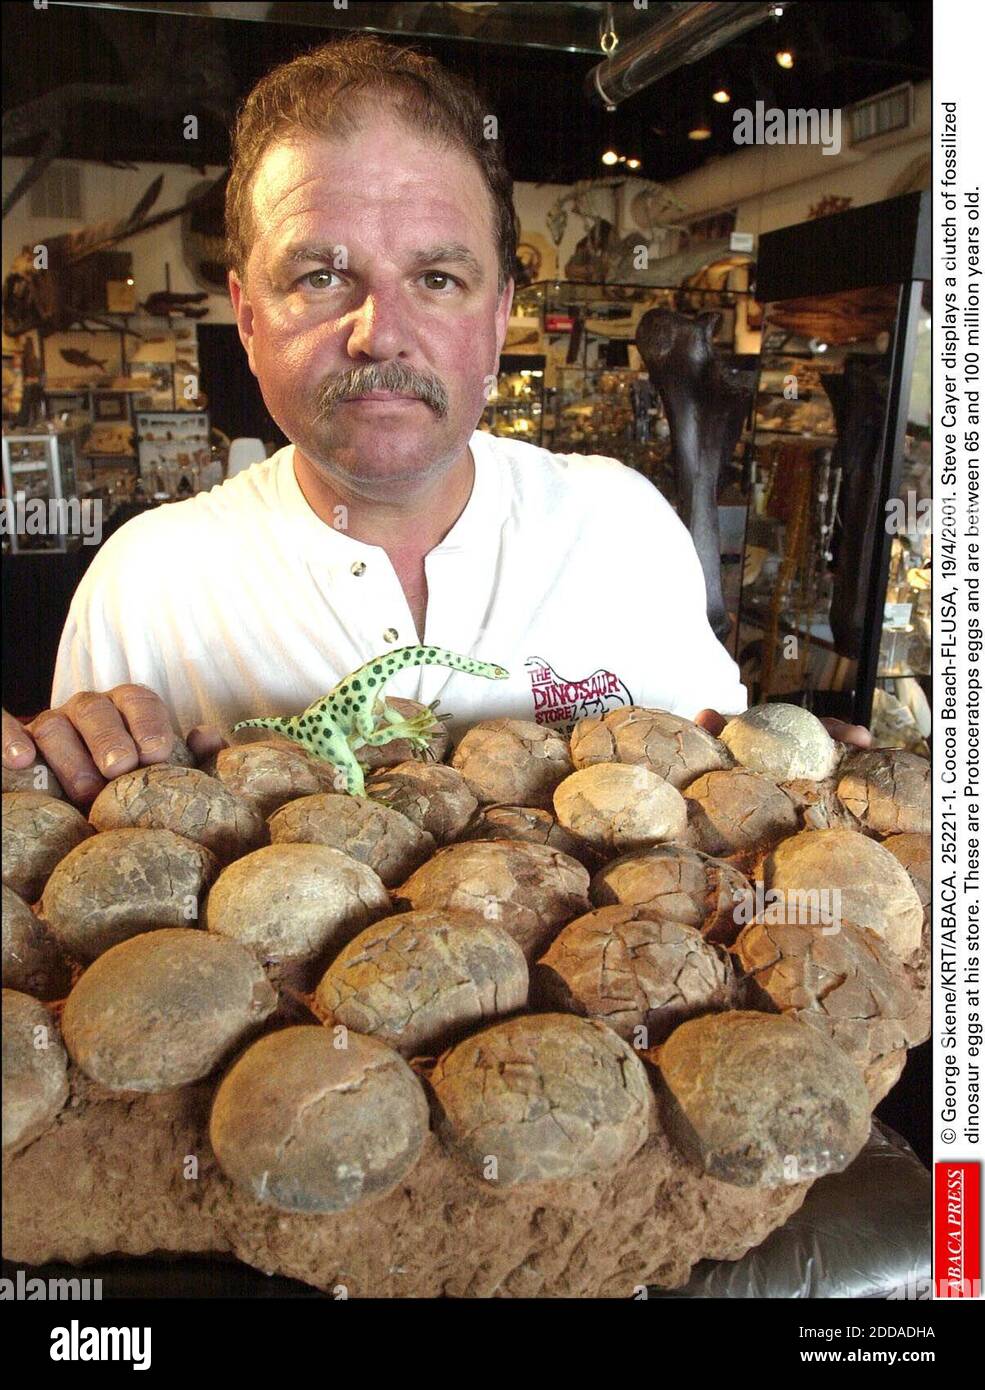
[3,2,932,187]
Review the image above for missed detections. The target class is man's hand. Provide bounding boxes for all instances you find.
[2,688,227,809]
[694,707,874,749]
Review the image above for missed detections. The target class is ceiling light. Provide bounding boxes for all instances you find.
[770,4,785,15]
[601,149,619,165]
[688,119,712,140]
[776,49,794,69]
[625,157,641,169]
[712,88,731,104]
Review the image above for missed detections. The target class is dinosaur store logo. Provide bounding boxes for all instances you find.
[525,656,632,731]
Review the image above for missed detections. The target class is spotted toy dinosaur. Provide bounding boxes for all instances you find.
[232,645,509,797]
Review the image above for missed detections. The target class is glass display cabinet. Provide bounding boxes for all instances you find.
[1,424,84,554]
[480,354,546,444]
[738,191,931,730]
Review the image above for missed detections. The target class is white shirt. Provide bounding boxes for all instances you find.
[51,431,747,741]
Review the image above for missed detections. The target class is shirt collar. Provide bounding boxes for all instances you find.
[277,429,500,556]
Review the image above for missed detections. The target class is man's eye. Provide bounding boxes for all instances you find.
[300,270,339,289]
[421,271,459,291]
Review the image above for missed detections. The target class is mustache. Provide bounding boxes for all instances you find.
[315,362,449,419]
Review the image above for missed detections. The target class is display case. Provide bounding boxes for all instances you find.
[738,192,931,729]
[480,354,545,443]
[1,424,84,554]
[491,279,754,497]
[135,410,211,498]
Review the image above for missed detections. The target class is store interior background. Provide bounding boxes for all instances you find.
[2,1,933,1160]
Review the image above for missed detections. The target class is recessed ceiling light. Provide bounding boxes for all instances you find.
[712,89,731,104]
[626,157,641,169]
[601,149,619,165]
[688,120,712,140]
[776,49,794,69]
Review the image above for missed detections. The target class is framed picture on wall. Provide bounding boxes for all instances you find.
[129,362,175,410]
[91,391,129,422]
[43,330,124,390]
[45,391,90,425]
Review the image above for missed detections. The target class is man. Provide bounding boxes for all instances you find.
[1,36,868,807]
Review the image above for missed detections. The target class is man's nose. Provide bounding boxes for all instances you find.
[344,289,412,361]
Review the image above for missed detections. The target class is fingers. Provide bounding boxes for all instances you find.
[821,717,873,749]
[27,710,106,807]
[25,684,176,810]
[107,684,175,763]
[693,707,727,737]
[186,726,228,761]
[61,690,143,778]
[2,709,36,768]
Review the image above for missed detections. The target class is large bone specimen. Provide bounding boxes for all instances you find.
[821,356,890,658]
[636,310,756,641]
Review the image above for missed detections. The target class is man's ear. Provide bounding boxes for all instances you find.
[228,268,258,377]
[494,276,515,356]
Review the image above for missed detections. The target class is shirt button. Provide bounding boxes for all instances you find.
[383,628,399,643]
[351,561,367,576]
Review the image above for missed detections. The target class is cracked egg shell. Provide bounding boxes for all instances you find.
[836,749,930,836]
[534,904,734,1044]
[882,832,931,1037]
[209,1025,429,1214]
[450,718,574,810]
[365,762,477,844]
[268,793,435,887]
[732,917,926,1103]
[2,792,94,904]
[88,766,264,866]
[61,927,277,1092]
[203,742,331,820]
[430,1012,653,1187]
[552,764,687,855]
[570,706,732,788]
[203,843,390,974]
[37,828,218,964]
[460,803,594,867]
[394,840,589,961]
[719,704,839,782]
[2,883,72,999]
[2,989,69,1153]
[1,758,65,799]
[761,828,923,960]
[683,769,799,857]
[655,1010,870,1187]
[312,908,527,1057]
[589,843,753,946]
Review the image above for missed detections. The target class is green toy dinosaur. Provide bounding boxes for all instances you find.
[232,645,509,797]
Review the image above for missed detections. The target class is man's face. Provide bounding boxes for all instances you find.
[229,108,514,497]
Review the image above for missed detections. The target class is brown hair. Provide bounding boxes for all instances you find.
[225,34,518,295]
